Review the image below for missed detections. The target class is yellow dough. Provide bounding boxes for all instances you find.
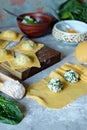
[8,53,41,69]
[75,41,87,63]
[0,48,14,62]
[0,40,9,48]
[0,30,23,41]
[27,63,87,109]
[13,40,44,54]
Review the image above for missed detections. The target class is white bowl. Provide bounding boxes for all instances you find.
[52,20,87,45]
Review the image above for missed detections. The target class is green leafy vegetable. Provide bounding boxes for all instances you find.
[23,16,38,24]
[0,95,23,125]
[58,0,87,23]
[24,18,37,24]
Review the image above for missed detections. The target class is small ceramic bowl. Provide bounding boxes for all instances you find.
[52,20,87,45]
[17,12,52,38]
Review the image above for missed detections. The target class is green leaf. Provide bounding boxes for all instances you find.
[24,18,38,24]
[58,0,87,23]
[0,95,23,125]
[60,11,75,19]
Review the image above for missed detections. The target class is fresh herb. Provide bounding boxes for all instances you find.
[0,95,23,125]
[58,0,87,23]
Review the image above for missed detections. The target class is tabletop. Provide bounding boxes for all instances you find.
[0,26,87,130]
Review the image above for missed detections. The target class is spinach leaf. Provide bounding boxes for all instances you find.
[58,0,87,23]
[0,95,23,125]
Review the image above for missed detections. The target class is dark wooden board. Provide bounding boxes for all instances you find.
[0,46,61,80]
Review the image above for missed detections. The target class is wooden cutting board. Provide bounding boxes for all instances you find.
[0,46,61,80]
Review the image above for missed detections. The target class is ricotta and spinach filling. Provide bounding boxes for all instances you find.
[64,70,79,83]
[48,77,63,93]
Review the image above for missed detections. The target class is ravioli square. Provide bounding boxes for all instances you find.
[7,53,41,70]
[12,40,44,54]
[0,30,23,41]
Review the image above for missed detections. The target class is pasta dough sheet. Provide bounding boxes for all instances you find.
[27,63,87,109]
